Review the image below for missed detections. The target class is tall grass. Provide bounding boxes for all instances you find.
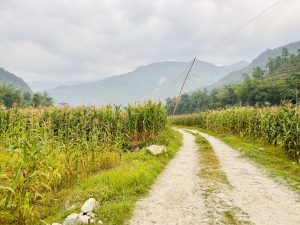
[0,101,167,224]
[170,106,300,162]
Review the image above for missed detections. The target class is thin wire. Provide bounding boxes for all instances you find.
[198,0,282,57]
[172,0,282,115]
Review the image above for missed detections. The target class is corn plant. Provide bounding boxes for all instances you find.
[0,101,167,224]
[170,106,300,162]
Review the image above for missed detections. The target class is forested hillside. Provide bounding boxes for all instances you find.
[0,67,31,92]
[167,47,300,115]
[207,41,300,89]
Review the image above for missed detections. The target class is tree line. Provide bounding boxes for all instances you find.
[0,84,53,108]
[167,48,300,115]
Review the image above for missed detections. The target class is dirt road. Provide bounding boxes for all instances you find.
[129,129,206,225]
[129,128,300,225]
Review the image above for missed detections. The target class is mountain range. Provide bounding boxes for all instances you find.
[48,60,248,105]
[1,40,299,105]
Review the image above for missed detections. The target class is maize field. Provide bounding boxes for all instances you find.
[170,106,300,162]
[0,101,167,224]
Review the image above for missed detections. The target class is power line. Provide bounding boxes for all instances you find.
[172,0,282,115]
[199,0,282,57]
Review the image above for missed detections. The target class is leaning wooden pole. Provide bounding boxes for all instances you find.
[172,57,197,115]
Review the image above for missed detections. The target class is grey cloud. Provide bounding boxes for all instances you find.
[0,0,300,90]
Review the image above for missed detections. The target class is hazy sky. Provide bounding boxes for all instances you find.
[0,0,300,90]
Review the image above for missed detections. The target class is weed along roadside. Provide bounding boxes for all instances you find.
[0,102,183,225]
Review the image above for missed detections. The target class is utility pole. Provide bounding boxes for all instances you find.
[173,57,197,115]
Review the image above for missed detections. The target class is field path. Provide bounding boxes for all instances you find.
[129,129,206,225]
[129,128,300,225]
[192,129,300,225]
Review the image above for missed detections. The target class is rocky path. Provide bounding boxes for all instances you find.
[129,128,300,225]
[129,129,206,225]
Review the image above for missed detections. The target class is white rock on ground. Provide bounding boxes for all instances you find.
[79,215,90,224]
[52,223,62,225]
[98,220,103,224]
[66,213,79,220]
[146,145,166,155]
[87,212,96,218]
[63,219,77,225]
[81,198,99,213]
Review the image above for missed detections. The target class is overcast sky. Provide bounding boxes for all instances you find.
[0,0,300,90]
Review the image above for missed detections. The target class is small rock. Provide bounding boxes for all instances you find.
[63,219,78,225]
[259,147,264,151]
[79,215,90,224]
[90,219,95,223]
[146,145,166,155]
[87,212,96,218]
[52,223,62,225]
[98,220,103,224]
[81,198,99,213]
[66,213,79,220]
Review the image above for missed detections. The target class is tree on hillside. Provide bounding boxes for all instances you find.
[281,47,289,63]
[32,92,53,107]
[0,85,22,107]
[266,57,275,74]
[285,74,300,104]
[252,67,264,79]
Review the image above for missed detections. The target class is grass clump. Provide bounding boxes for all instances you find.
[193,132,249,225]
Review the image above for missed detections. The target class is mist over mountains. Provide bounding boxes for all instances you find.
[48,60,248,106]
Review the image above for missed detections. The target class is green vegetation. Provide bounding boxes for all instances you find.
[46,128,181,225]
[167,48,300,115]
[0,84,53,108]
[193,132,249,225]
[0,101,167,224]
[170,107,300,161]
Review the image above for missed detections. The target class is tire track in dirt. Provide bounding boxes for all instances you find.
[193,130,300,225]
